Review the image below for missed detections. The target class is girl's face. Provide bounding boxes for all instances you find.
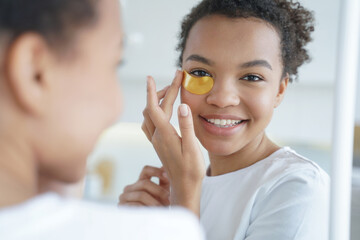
[181,15,288,157]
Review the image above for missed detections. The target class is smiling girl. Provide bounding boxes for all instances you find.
[120,0,329,239]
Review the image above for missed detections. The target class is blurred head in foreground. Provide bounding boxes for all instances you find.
[0,0,124,205]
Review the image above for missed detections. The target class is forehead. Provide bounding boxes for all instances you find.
[97,0,123,36]
[183,15,282,68]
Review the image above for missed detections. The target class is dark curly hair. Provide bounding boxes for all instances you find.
[176,0,315,82]
[0,0,98,53]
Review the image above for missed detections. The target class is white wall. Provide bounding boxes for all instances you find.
[357,65,360,124]
[119,0,202,83]
[119,0,341,84]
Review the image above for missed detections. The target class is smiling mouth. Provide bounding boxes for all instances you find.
[201,116,247,128]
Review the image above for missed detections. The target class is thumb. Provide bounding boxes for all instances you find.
[178,104,197,151]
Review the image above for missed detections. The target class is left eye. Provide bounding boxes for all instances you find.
[241,74,263,82]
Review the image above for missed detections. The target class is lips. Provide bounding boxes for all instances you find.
[204,118,245,128]
[199,115,248,136]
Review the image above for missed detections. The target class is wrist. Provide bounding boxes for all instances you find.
[170,181,203,217]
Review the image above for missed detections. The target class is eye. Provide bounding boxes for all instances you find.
[190,69,212,77]
[240,74,263,82]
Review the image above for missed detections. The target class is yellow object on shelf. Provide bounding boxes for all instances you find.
[354,125,360,156]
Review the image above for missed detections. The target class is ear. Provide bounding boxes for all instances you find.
[4,33,51,116]
[274,73,289,108]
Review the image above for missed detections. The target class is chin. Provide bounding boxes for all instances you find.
[60,166,87,184]
[55,154,88,184]
[200,139,240,157]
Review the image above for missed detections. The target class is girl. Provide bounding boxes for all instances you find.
[0,0,204,239]
[120,0,329,239]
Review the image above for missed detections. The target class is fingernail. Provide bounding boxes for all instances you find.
[179,104,188,117]
[162,171,168,179]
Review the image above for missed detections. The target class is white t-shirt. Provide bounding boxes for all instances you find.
[0,193,205,240]
[200,147,329,240]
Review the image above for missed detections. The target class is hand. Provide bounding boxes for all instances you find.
[118,166,170,206]
[142,70,205,216]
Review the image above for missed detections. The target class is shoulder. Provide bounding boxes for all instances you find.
[65,199,205,240]
[246,147,330,206]
[0,193,204,240]
[246,148,330,239]
[261,147,329,187]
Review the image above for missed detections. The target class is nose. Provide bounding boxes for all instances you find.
[206,80,240,108]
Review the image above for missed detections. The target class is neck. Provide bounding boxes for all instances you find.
[0,124,37,208]
[208,133,280,176]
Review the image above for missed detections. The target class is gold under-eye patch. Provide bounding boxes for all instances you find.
[182,70,214,95]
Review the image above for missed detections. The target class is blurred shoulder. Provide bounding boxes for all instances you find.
[0,193,204,240]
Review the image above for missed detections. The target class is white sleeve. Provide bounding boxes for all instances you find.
[242,170,329,240]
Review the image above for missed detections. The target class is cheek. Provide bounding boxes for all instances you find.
[180,88,203,112]
[55,71,120,138]
[245,90,276,120]
[87,70,122,122]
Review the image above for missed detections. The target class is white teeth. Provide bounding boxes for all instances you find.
[205,118,244,127]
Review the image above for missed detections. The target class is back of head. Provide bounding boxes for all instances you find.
[177,0,315,82]
[0,0,97,52]
[0,0,123,202]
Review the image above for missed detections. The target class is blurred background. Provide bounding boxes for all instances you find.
[82,0,360,239]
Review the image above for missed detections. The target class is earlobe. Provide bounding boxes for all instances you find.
[274,74,289,108]
[5,33,50,115]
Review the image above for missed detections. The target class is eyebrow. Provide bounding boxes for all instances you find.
[185,54,272,70]
[185,54,215,66]
[240,60,272,70]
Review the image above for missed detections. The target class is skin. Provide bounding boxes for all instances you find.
[120,72,205,216]
[120,15,289,213]
[181,15,288,176]
[0,0,124,207]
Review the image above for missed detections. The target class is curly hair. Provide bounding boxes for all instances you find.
[176,0,315,82]
[0,0,98,52]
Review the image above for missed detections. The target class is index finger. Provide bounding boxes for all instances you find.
[146,76,168,128]
[160,70,183,118]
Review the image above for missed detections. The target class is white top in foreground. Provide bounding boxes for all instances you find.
[200,147,330,240]
[0,193,205,240]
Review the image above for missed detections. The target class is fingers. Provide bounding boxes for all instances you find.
[119,190,164,206]
[146,73,182,131]
[139,165,169,184]
[117,166,170,207]
[122,180,170,205]
[157,85,170,100]
[142,85,170,141]
[159,168,170,189]
[146,76,167,129]
[177,104,198,152]
[160,70,183,117]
